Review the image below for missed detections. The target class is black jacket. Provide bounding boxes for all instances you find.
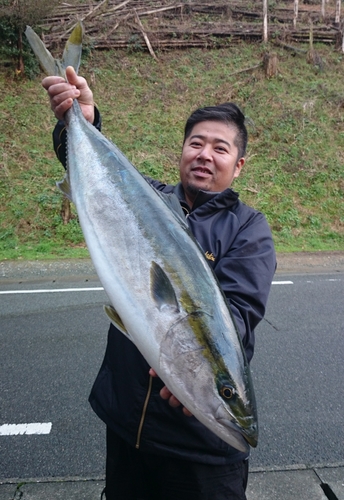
[53,113,276,465]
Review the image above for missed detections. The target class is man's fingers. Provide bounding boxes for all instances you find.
[149,369,193,416]
[50,88,79,107]
[42,69,94,122]
[166,394,181,409]
[42,76,65,90]
[65,65,77,83]
[159,385,172,400]
[160,386,192,415]
[53,99,74,121]
[183,407,193,417]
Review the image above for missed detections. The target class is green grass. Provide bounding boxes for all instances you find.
[0,41,343,260]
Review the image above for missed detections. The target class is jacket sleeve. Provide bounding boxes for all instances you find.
[52,107,102,169]
[214,211,276,363]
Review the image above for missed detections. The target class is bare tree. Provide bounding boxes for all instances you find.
[263,0,268,42]
[335,0,341,24]
[293,0,299,28]
[0,0,60,75]
[321,0,326,20]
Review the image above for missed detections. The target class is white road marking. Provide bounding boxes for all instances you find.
[1,278,342,295]
[0,287,104,295]
[0,422,52,435]
[0,282,294,295]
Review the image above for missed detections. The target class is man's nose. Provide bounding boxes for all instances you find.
[196,144,212,161]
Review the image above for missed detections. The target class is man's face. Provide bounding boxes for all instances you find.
[179,120,245,207]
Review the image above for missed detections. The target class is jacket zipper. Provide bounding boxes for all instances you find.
[135,374,153,449]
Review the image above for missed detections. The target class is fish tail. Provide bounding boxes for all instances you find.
[25,22,83,77]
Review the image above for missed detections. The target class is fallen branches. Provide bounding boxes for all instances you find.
[40,0,340,54]
[227,62,262,77]
[133,9,158,61]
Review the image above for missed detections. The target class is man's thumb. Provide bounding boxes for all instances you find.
[65,65,78,84]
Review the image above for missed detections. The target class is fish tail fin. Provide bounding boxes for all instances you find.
[25,25,61,76]
[61,22,84,75]
[25,22,83,77]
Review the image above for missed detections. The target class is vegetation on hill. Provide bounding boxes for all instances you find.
[0,40,343,260]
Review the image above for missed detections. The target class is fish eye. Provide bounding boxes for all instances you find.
[220,386,235,400]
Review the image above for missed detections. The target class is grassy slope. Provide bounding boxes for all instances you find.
[0,42,343,260]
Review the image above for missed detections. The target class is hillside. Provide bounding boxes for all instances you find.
[0,4,343,259]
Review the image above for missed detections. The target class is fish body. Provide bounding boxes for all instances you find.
[26,24,258,453]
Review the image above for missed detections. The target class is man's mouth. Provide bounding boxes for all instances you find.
[191,166,213,177]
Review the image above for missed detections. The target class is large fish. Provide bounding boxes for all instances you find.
[25,23,258,453]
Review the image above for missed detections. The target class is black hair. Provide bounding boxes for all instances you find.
[183,102,248,159]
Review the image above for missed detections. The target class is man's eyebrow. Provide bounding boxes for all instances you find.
[189,134,231,148]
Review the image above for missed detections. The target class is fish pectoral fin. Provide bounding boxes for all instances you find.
[104,305,133,341]
[150,261,179,312]
[56,174,73,202]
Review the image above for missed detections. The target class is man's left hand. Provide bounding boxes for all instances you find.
[149,368,193,417]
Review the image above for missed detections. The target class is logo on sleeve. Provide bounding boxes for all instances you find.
[205,251,215,262]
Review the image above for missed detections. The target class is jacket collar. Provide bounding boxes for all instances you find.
[174,182,239,212]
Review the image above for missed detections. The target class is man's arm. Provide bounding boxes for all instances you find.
[215,210,276,362]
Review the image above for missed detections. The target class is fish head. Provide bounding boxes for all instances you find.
[214,368,258,449]
[159,310,258,453]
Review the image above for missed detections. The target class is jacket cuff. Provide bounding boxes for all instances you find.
[53,106,102,169]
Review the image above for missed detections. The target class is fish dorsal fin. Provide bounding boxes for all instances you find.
[104,305,133,342]
[150,261,179,312]
[153,189,188,228]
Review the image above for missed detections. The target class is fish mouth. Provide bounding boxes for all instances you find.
[243,433,258,448]
[216,405,258,449]
[240,421,258,448]
[218,415,258,449]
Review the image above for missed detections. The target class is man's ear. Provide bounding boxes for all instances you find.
[233,157,245,179]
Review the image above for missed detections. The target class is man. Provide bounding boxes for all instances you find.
[42,66,276,500]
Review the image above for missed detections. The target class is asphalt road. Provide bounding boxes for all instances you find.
[0,267,343,480]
